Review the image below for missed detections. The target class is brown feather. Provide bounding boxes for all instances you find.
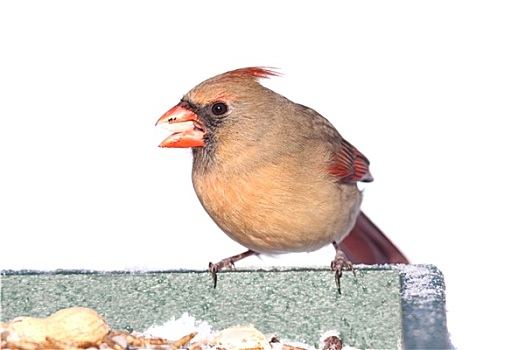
[330,140,374,183]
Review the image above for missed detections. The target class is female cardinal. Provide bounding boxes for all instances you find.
[156,67,407,292]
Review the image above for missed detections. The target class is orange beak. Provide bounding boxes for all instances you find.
[155,103,205,148]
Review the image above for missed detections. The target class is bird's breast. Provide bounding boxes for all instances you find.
[192,164,362,254]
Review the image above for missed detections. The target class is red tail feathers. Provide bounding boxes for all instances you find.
[341,212,408,264]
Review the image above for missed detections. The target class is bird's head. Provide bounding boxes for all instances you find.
[155,67,280,150]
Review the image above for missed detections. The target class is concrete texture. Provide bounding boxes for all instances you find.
[0,265,451,349]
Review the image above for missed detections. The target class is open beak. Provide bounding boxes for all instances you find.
[155,103,205,148]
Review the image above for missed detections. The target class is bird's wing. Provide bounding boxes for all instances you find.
[330,139,374,183]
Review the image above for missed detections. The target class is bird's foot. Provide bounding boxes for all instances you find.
[208,259,235,289]
[208,250,257,289]
[331,242,356,294]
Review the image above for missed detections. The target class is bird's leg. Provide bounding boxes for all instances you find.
[331,241,356,294]
[209,249,257,288]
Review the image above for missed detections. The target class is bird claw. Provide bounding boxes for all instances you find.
[207,250,256,289]
[208,259,235,289]
[331,248,356,294]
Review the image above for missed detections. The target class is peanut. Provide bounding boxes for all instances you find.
[4,306,109,348]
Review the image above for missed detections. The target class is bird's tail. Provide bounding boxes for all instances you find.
[341,212,409,264]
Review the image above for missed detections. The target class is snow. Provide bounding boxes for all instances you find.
[145,313,214,344]
[144,315,354,350]
[398,265,445,301]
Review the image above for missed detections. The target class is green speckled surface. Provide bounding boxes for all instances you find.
[0,265,451,349]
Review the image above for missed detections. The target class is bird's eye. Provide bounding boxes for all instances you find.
[211,102,228,116]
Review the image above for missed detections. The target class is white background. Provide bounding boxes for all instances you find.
[1,1,524,348]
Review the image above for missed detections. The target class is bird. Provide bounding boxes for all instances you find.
[155,67,407,292]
